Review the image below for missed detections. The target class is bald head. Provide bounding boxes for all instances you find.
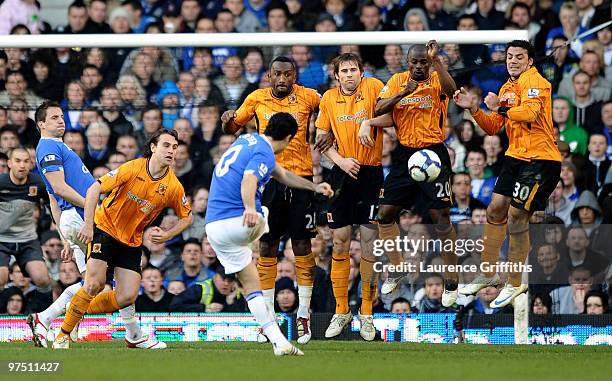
[8,147,28,159]
[408,44,428,57]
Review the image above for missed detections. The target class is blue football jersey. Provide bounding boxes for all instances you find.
[36,137,95,218]
[205,133,276,224]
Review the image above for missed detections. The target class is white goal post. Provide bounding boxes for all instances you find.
[0,30,528,49]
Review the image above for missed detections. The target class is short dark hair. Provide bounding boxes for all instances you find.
[584,290,608,312]
[35,101,62,124]
[466,147,487,160]
[0,125,18,137]
[510,2,531,17]
[266,1,289,19]
[143,103,161,115]
[216,8,233,19]
[506,39,535,60]
[142,265,162,274]
[69,0,86,12]
[143,129,179,158]
[531,292,552,312]
[391,297,411,307]
[269,55,296,72]
[332,53,363,75]
[182,238,201,251]
[457,14,477,27]
[264,112,298,141]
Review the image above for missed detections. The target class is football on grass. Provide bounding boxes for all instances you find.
[408,149,442,183]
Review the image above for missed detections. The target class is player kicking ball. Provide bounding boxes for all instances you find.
[205,112,333,356]
[454,40,561,307]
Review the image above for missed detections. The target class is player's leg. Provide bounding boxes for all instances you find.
[257,180,283,314]
[491,160,561,308]
[377,203,404,293]
[54,257,107,348]
[21,241,53,293]
[0,244,11,288]
[206,215,302,356]
[358,224,379,341]
[325,225,353,338]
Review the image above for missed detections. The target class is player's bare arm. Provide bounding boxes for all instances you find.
[44,171,85,208]
[314,130,335,153]
[150,214,193,244]
[316,128,360,180]
[272,164,334,198]
[427,40,457,97]
[78,181,102,244]
[374,81,418,116]
[358,114,393,148]
[240,172,259,227]
[454,87,504,135]
[221,109,244,135]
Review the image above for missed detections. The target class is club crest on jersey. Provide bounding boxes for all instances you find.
[288,94,297,104]
[355,92,364,103]
[182,195,188,206]
[92,243,101,253]
[500,92,517,106]
[156,183,168,195]
[28,186,38,197]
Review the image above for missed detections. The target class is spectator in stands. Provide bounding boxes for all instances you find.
[483,134,503,177]
[79,107,101,133]
[450,173,486,224]
[122,47,179,84]
[276,257,296,281]
[157,80,181,129]
[136,266,173,312]
[173,140,203,195]
[106,152,126,170]
[546,180,575,225]
[80,65,104,103]
[57,261,80,291]
[275,276,298,313]
[165,238,213,288]
[531,293,552,315]
[201,234,220,272]
[474,0,505,30]
[115,134,139,160]
[28,52,60,102]
[0,71,43,116]
[565,225,609,281]
[225,0,261,33]
[418,273,453,313]
[423,0,455,30]
[63,131,86,159]
[84,120,111,170]
[183,186,208,241]
[178,0,200,33]
[85,0,111,34]
[170,266,245,312]
[0,126,18,154]
[551,265,593,314]
[189,48,221,81]
[324,0,356,31]
[0,153,7,173]
[176,71,197,121]
[98,85,134,143]
[456,14,489,68]
[554,96,588,156]
[530,243,570,295]
[61,80,87,133]
[173,117,204,164]
[0,0,43,35]
[456,119,483,152]
[390,297,412,313]
[1,287,24,315]
[539,36,579,94]
[291,46,326,90]
[583,134,610,193]
[56,1,88,34]
[122,0,155,34]
[470,44,508,101]
[465,285,514,315]
[142,227,178,274]
[128,52,159,103]
[509,2,540,44]
[260,2,293,64]
[583,290,608,315]
[84,47,109,82]
[465,148,496,206]
[213,55,257,110]
[559,52,611,106]
[116,74,146,123]
[600,102,612,156]
[40,231,62,282]
[546,2,590,60]
[311,13,338,65]
[8,98,38,147]
[374,44,405,83]
[561,160,580,203]
[242,48,265,85]
[135,104,162,152]
[356,2,396,69]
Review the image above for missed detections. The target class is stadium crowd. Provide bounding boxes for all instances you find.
[0,0,610,319]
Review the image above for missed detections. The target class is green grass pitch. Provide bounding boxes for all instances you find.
[2,341,611,381]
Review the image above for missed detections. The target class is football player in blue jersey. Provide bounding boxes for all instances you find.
[29,101,165,350]
[205,112,333,356]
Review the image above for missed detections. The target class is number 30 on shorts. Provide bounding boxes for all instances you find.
[513,182,532,201]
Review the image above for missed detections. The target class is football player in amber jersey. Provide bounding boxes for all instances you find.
[53,129,193,348]
[454,40,561,308]
[315,53,384,341]
[360,41,461,308]
[221,56,320,344]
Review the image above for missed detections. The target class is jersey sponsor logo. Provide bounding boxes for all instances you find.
[527,88,540,98]
[337,109,367,123]
[156,183,168,195]
[398,94,432,106]
[127,191,156,214]
[28,186,38,197]
[380,85,389,95]
[182,195,188,206]
[43,154,56,162]
[92,243,102,253]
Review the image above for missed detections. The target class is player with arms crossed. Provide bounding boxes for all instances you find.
[314,53,384,340]
[29,101,165,349]
[359,41,460,306]
[221,56,321,343]
[206,112,333,355]
[454,40,561,307]
[51,129,193,348]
